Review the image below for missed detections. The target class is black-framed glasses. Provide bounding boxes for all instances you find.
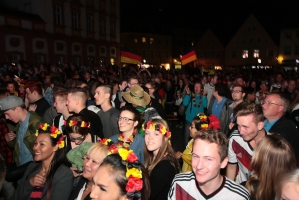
[260,100,282,106]
[70,136,85,142]
[231,90,242,93]
[117,116,134,122]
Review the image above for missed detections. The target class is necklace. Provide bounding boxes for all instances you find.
[192,93,202,108]
[117,129,137,149]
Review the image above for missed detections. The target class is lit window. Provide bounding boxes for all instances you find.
[243,50,248,58]
[150,38,154,44]
[142,37,146,43]
[253,49,259,58]
[134,39,137,43]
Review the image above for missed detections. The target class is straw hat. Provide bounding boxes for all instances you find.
[122,85,151,106]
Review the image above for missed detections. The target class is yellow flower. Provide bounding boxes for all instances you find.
[58,141,65,149]
[35,130,39,137]
[118,148,133,161]
[126,166,142,178]
[41,123,50,131]
[201,124,209,128]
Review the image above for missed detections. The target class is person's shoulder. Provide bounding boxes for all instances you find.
[172,171,195,182]
[109,134,118,142]
[224,177,250,199]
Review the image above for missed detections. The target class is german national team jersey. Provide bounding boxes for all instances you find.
[168,172,250,200]
[228,131,254,184]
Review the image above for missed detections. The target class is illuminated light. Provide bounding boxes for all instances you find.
[258,59,261,63]
[143,59,146,63]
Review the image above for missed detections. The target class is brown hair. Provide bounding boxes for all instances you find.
[65,114,90,137]
[193,130,228,162]
[144,119,180,175]
[246,134,296,200]
[24,81,43,95]
[67,87,87,103]
[235,102,264,124]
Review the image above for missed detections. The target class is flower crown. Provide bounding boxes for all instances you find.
[196,113,220,130]
[142,121,171,139]
[35,123,65,149]
[99,138,143,198]
[65,119,91,128]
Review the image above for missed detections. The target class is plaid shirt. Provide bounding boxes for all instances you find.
[0,119,13,166]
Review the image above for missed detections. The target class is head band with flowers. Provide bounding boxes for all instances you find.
[35,123,65,149]
[99,138,143,199]
[142,121,171,139]
[196,113,220,130]
[65,119,91,128]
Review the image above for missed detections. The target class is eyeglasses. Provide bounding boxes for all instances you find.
[231,90,242,93]
[117,116,134,122]
[70,136,85,142]
[260,100,282,106]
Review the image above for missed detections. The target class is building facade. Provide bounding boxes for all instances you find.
[120,32,172,69]
[0,0,120,67]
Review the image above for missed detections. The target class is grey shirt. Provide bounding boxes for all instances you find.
[98,107,120,138]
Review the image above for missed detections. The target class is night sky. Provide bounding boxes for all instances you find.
[120,0,299,44]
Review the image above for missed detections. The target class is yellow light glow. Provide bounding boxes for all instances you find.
[277,56,283,64]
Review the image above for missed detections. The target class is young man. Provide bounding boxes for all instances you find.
[168,130,249,200]
[94,84,119,138]
[226,102,268,184]
[67,87,104,139]
[24,81,50,117]
[0,95,42,166]
[204,74,218,107]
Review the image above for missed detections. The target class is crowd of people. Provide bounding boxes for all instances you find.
[0,62,299,199]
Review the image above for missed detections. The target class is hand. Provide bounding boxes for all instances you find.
[5,131,16,142]
[29,173,46,187]
[203,89,208,96]
[229,122,235,130]
[175,151,183,159]
[185,85,190,94]
[70,167,82,177]
[28,104,37,112]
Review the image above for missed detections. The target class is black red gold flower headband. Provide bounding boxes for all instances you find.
[99,138,143,198]
[196,113,220,130]
[142,121,171,139]
[65,119,91,128]
[35,123,64,149]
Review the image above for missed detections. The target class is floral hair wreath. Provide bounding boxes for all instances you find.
[99,138,143,199]
[64,119,91,128]
[142,121,171,139]
[35,123,65,149]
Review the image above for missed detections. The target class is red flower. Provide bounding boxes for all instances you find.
[109,144,118,154]
[126,177,143,193]
[127,152,138,163]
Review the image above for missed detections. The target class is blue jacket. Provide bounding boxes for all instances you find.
[183,93,207,123]
[110,133,145,164]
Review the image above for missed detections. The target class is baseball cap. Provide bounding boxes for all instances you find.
[0,95,23,112]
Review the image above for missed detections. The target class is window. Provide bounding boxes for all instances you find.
[252,26,256,31]
[295,46,299,55]
[158,51,161,58]
[248,26,251,31]
[72,11,79,28]
[134,39,137,43]
[110,21,115,36]
[216,51,220,58]
[99,18,105,34]
[151,51,154,58]
[285,32,291,39]
[268,49,274,57]
[34,55,44,66]
[87,15,93,31]
[284,46,292,55]
[54,6,62,25]
[250,38,253,43]
[253,49,259,58]
[72,56,80,66]
[257,37,261,43]
[232,51,236,58]
[7,54,20,62]
[166,52,169,58]
[243,50,248,58]
[142,37,146,43]
[158,39,161,45]
[150,38,154,44]
[243,38,246,44]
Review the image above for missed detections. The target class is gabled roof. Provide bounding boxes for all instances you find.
[0,6,44,23]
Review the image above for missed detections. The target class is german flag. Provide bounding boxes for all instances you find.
[181,50,197,65]
[121,47,142,65]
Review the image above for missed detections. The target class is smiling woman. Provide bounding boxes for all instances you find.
[10,123,73,200]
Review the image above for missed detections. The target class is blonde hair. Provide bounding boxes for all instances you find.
[144,119,179,175]
[87,143,110,162]
[246,134,296,200]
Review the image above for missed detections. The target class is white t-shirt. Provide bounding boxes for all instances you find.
[204,83,214,107]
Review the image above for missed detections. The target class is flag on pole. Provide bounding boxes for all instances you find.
[121,47,142,65]
[181,49,197,65]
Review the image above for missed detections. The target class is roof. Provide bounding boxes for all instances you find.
[0,6,44,23]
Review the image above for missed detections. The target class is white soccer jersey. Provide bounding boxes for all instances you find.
[168,172,250,200]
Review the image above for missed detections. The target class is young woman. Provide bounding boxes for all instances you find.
[68,142,110,200]
[109,106,144,163]
[11,123,73,200]
[275,169,299,200]
[90,149,150,200]
[244,134,296,200]
[175,113,220,172]
[144,119,180,200]
[65,114,96,152]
